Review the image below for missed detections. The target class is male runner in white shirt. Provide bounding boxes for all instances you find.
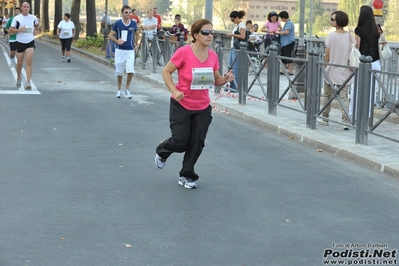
[10,1,39,90]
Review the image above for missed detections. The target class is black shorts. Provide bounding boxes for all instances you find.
[16,40,35,53]
[281,41,295,64]
[9,41,17,51]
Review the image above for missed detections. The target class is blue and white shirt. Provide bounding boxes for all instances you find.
[112,19,138,50]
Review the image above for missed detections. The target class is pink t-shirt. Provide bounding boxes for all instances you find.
[170,45,219,110]
[264,21,281,32]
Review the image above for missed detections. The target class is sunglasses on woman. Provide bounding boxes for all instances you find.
[200,30,214,36]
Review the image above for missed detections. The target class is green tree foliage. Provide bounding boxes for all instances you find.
[213,0,246,29]
[312,12,331,36]
[383,0,399,40]
[291,0,324,34]
[337,0,368,27]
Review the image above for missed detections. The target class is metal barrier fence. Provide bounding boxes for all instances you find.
[134,34,399,145]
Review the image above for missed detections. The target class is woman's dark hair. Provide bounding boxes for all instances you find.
[331,11,348,28]
[175,14,181,21]
[64,13,71,19]
[278,11,289,19]
[357,5,379,41]
[267,11,278,22]
[190,18,212,43]
[229,10,246,19]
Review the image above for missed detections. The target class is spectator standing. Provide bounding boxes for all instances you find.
[170,14,188,41]
[108,5,139,99]
[10,1,39,90]
[276,11,295,75]
[319,11,354,130]
[101,12,112,36]
[2,14,9,40]
[130,9,140,26]
[155,18,234,189]
[226,10,246,91]
[353,5,381,114]
[4,7,21,68]
[57,13,75,63]
[261,11,282,48]
[153,7,162,31]
[142,9,158,40]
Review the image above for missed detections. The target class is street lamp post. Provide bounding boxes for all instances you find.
[205,0,213,22]
[293,0,306,96]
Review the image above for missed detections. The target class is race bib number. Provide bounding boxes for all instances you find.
[63,31,70,36]
[191,67,214,90]
[23,27,33,35]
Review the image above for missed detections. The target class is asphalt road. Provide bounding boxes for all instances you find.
[1,39,398,266]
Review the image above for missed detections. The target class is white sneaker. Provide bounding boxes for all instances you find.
[155,154,166,169]
[25,82,31,90]
[125,89,132,99]
[317,117,329,126]
[115,90,121,98]
[62,56,65,62]
[178,177,197,189]
[16,79,22,88]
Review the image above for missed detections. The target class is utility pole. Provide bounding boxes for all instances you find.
[205,0,213,22]
[293,0,306,96]
[123,0,128,5]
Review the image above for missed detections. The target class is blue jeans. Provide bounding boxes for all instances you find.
[228,50,239,90]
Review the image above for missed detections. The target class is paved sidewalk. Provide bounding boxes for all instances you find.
[40,37,399,178]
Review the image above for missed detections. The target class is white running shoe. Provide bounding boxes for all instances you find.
[16,79,22,88]
[25,82,31,90]
[155,154,166,169]
[62,56,65,62]
[178,177,197,189]
[317,117,329,126]
[125,89,132,99]
[115,90,121,98]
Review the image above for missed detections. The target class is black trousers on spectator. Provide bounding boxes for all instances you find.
[156,98,212,181]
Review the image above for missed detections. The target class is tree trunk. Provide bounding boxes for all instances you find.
[53,0,62,36]
[42,0,49,32]
[71,0,81,39]
[86,0,97,37]
[34,0,40,18]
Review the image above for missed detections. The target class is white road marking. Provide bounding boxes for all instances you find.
[0,41,41,95]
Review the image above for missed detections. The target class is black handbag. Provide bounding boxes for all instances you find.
[233,27,241,49]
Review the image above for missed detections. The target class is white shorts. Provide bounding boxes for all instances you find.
[115,49,135,76]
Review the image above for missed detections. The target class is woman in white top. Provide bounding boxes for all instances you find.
[57,13,75,62]
[320,11,355,130]
[225,10,246,91]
